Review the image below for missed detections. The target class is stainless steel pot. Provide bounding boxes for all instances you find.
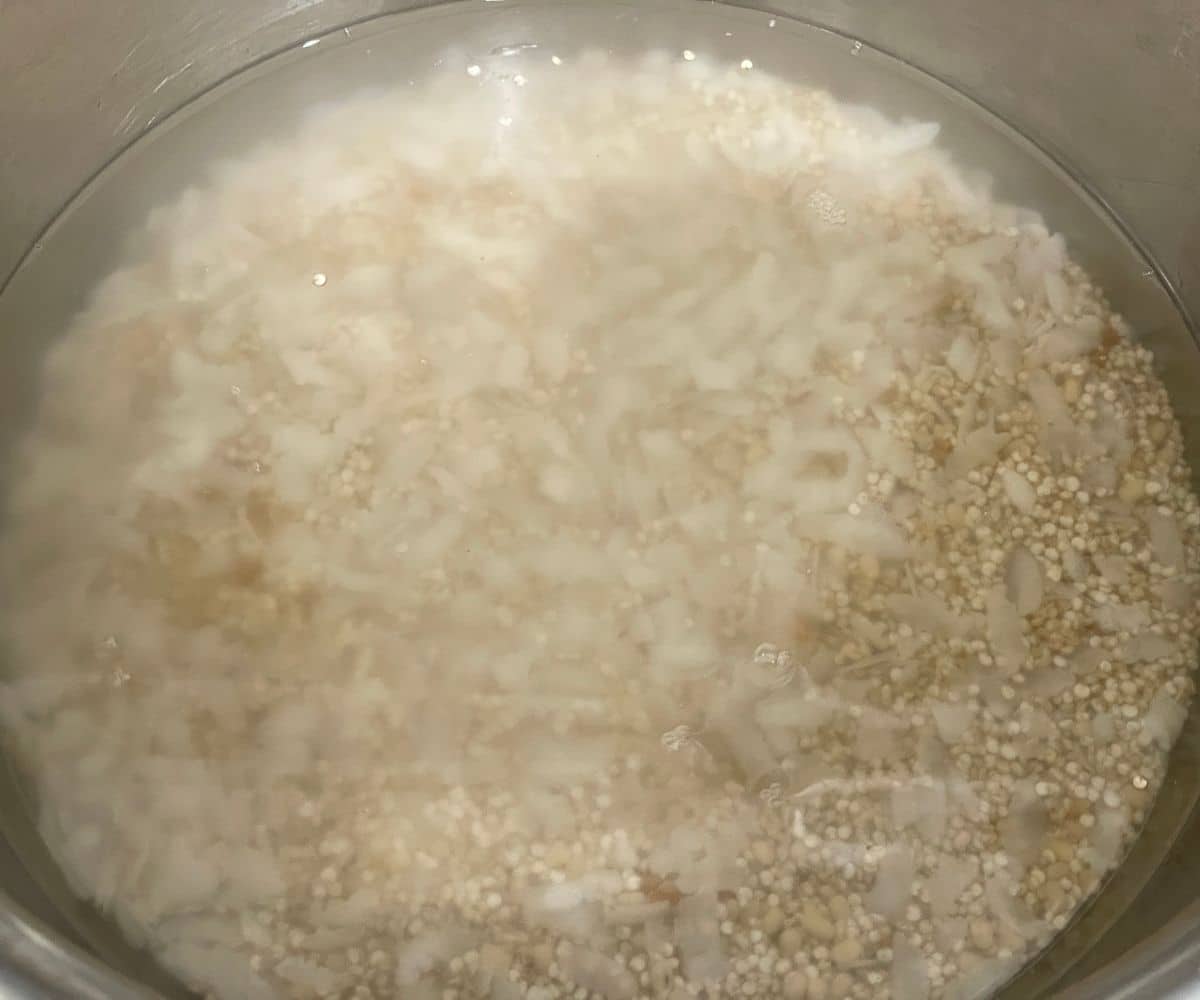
[2,1,1200,996]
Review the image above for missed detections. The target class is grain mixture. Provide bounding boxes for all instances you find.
[2,52,1198,1000]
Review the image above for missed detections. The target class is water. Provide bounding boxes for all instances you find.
[0,3,1198,998]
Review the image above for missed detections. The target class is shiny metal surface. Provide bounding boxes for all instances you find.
[1,1,1199,997]
[0,905,155,1000]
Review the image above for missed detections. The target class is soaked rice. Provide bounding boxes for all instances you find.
[2,51,1198,1000]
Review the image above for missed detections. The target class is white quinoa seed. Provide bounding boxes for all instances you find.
[1,51,1197,1000]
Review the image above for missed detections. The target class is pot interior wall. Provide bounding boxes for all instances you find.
[1,3,1199,997]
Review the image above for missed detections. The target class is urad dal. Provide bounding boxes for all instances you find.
[2,51,1198,1000]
